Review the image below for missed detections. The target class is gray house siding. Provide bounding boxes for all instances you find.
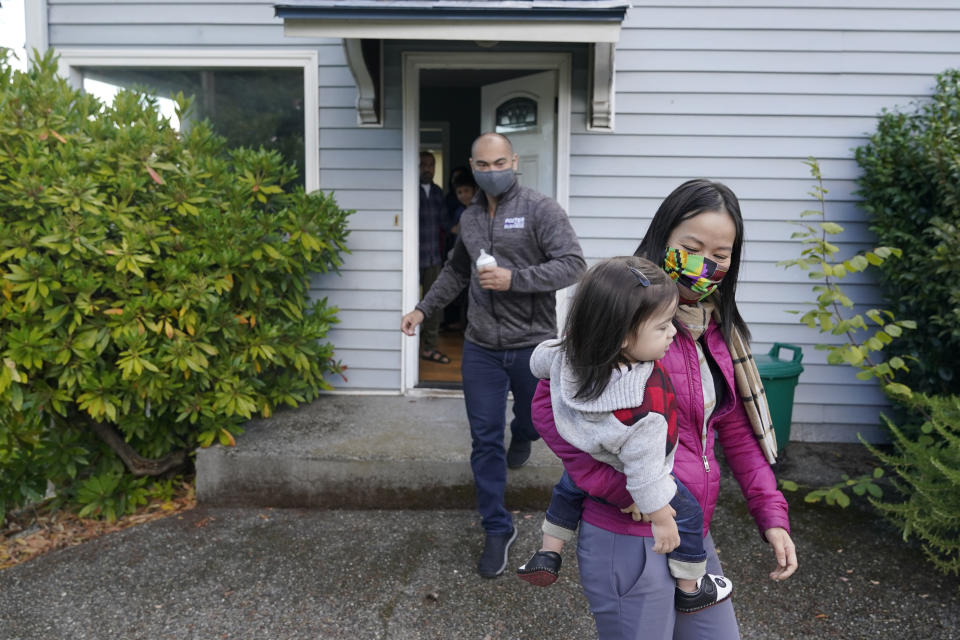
[314,40,403,391]
[46,1,960,441]
[574,1,960,442]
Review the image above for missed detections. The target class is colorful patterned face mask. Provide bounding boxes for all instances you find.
[663,247,728,301]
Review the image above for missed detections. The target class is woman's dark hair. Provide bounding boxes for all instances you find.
[563,256,678,402]
[634,179,749,342]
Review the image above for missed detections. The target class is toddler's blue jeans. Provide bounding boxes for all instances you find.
[543,470,707,579]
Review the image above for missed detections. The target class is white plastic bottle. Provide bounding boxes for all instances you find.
[476,248,497,272]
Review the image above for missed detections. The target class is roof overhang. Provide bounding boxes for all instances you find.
[275,1,626,130]
[275,1,628,42]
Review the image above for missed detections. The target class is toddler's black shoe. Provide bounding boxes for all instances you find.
[675,574,733,614]
[477,527,518,578]
[516,550,562,587]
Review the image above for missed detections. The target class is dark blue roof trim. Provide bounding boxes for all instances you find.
[275,4,627,22]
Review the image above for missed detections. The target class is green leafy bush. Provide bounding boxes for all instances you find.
[866,394,960,576]
[0,52,351,523]
[854,69,960,395]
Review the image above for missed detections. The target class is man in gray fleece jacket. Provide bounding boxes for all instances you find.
[401,133,585,578]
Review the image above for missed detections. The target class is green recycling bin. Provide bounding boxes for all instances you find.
[755,343,804,452]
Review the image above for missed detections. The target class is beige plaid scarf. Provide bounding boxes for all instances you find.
[674,300,778,465]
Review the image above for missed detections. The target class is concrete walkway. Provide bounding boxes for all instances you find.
[2,394,959,639]
[195,394,563,509]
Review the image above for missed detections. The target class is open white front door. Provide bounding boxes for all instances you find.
[480,70,557,198]
[402,53,571,393]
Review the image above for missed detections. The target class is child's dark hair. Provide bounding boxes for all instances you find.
[452,172,477,190]
[634,178,749,342]
[563,256,678,402]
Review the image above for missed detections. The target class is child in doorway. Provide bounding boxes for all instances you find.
[517,256,733,614]
[448,171,478,246]
[441,172,477,331]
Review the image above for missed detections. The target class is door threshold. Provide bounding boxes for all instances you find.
[415,381,464,391]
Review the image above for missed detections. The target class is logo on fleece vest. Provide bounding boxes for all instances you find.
[611,365,679,458]
[503,217,525,229]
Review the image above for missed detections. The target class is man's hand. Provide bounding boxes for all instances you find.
[477,265,512,291]
[764,527,798,581]
[401,309,425,336]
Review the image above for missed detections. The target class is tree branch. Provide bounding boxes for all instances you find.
[88,420,187,477]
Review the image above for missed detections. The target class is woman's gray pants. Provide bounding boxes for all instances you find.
[577,522,741,640]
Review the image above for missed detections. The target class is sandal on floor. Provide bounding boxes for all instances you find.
[420,349,451,364]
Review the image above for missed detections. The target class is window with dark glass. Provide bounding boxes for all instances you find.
[495,97,537,133]
[82,68,306,186]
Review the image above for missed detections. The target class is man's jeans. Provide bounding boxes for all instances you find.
[461,340,540,535]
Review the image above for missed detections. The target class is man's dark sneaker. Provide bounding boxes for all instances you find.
[477,527,518,578]
[507,439,532,469]
[516,550,562,586]
[675,574,733,614]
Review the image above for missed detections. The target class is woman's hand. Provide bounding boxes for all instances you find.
[620,502,676,523]
[620,503,644,522]
[764,527,798,581]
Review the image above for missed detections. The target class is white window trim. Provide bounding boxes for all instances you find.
[24,1,48,56]
[54,48,320,194]
[400,51,572,393]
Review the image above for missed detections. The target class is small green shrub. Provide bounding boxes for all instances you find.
[0,52,351,524]
[781,159,960,576]
[778,158,915,400]
[778,158,913,508]
[854,69,960,395]
[866,394,960,576]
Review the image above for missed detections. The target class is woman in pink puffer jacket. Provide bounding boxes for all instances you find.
[530,179,798,640]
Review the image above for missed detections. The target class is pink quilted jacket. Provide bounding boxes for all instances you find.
[532,317,790,539]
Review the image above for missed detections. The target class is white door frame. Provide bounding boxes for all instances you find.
[400,51,572,393]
